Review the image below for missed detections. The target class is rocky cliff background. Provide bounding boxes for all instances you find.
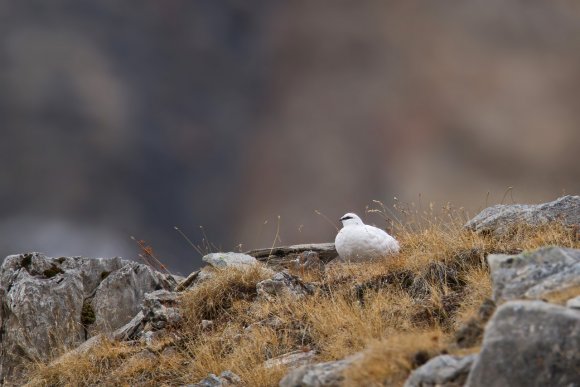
[2,1,580,273]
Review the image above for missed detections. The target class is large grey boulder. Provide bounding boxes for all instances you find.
[0,252,177,384]
[0,259,85,384]
[404,354,477,387]
[279,353,363,387]
[487,247,580,303]
[466,301,580,387]
[90,263,176,333]
[465,195,580,235]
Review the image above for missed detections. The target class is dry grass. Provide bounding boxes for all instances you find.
[27,203,580,387]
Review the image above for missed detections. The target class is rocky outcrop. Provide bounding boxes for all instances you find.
[466,301,580,387]
[113,289,181,342]
[0,252,177,384]
[404,354,478,387]
[465,195,580,235]
[90,263,177,334]
[487,246,580,303]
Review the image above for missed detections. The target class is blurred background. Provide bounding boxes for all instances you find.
[1,1,580,274]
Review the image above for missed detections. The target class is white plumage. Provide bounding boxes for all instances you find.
[335,213,400,262]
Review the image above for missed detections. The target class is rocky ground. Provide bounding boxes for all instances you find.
[1,196,580,386]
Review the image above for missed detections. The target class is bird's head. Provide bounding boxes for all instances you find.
[339,213,364,227]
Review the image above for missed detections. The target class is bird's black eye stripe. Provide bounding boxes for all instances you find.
[341,216,353,221]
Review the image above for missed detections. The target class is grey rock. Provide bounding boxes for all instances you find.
[264,350,316,369]
[195,268,217,284]
[188,370,242,386]
[175,270,200,291]
[279,353,363,387]
[0,252,176,384]
[404,354,478,387]
[113,311,145,340]
[142,289,181,331]
[113,290,181,341]
[90,262,177,334]
[141,330,156,346]
[0,261,85,383]
[465,195,580,235]
[487,246,580,303]
[466,301,580,387]
[257,272,314,300]
[202,252,258,269]
[566,295,580,309]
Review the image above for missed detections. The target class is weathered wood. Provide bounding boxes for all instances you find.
[245,243,337,265]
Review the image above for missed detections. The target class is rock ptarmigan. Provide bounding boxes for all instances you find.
[335,213,400,262]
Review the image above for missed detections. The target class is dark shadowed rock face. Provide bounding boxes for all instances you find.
[465,195,580,235]
[0,252,177,385]
[466,301,580,387]
[487,247,580,303]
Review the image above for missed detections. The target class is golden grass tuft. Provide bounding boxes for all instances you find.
[179,264,274,325]
[343,329,445,387]
[27,204,580,386]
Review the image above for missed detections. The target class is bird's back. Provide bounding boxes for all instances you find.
[335,224,399,262]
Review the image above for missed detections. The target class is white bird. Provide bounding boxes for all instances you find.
[335,213,400,262]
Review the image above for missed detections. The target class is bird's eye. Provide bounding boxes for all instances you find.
[341,216,353,221]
